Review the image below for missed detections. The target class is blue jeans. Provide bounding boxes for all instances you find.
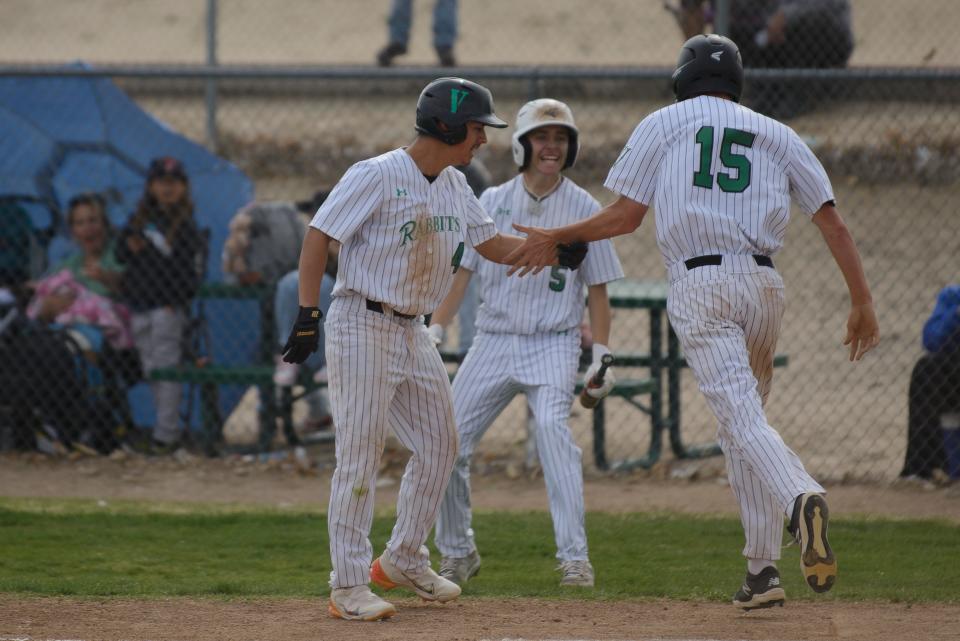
[388,0,458,48]
[274,270,335,372]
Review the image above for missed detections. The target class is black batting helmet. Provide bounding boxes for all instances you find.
[672,34,744,103]
[415,77,508,145]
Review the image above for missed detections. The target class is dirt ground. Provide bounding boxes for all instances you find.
[2,451,959,641]
[1,449,959,522]
[3,2,960,639]
[3,595,960,641]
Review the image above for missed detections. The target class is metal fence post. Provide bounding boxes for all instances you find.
[714,0,730,37]
[205,0,219,152]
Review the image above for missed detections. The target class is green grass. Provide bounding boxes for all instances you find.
[1,499,957,602]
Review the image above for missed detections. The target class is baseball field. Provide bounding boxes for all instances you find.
[2,1,960,640]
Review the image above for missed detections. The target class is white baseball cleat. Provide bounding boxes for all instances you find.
[328,585,397,621]
[558,559,595,587]
[439,549,482,585]
[370,555,461,602]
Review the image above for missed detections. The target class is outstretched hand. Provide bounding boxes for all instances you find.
[504,224,559,277]
[843,302,880,361]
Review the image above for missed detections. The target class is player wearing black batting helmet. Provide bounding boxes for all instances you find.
[416,77,508,145]
[672,34,744,103]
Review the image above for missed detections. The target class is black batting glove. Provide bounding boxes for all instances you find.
[281,306,321,364]
[557,241,588,270]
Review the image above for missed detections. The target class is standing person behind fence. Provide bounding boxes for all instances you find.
[280,77,585,621]
[900,284,960,480]
[116,157,204,456]
[376,0,458,67]
[667,0,853,118]
[505,35,879,610]
[429,99,623,588]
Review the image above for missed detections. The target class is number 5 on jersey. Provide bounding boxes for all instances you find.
[693,126,756,193]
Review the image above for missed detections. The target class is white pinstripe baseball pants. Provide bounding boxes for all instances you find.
[324,294,458,589]
[435,330,589,562]
[666,257,824,561]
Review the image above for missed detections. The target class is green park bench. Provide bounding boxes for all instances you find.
[150,280,787,469]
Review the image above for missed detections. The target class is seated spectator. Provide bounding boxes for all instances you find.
[901,284,960,480]
[271,263,337,432]
[667,0,853,118]
[222,190,336,431]
[222,191,328,287]
[0,282,99,454]
[116,157,205,455]
[27,193,132,352]
[270,196,339,432]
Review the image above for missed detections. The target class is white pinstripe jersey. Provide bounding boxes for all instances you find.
[604,95,835,267]
[310,148,498,315]
[462,175,624,334]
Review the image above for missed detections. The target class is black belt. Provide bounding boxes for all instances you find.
[365,299,417,320]
[684,254,773,270]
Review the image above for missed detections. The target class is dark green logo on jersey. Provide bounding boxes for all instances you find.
[450,89,470,113]
[396,187,408,197]
[494,206,511,216]
[398,216,462,245]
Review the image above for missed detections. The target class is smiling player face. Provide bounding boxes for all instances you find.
[524,125,569,178]
[451,121,488,165]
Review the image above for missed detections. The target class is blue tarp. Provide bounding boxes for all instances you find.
[0,66,259,432]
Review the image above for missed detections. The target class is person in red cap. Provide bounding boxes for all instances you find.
[116,156,205,455]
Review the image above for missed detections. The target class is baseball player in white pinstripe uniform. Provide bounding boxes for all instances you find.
[281,78,589,621]
[427,99,624,588]
[505,35,880,610]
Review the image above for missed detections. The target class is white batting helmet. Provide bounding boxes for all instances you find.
[511,98,580,170]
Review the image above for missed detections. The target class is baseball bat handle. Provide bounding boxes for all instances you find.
[580,354,615,409]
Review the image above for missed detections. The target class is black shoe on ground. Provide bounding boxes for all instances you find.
[789,492,837,593]
[376,42,407,66]
[733,565,786,611]
[435,46,456,67]
[144,438,181,457]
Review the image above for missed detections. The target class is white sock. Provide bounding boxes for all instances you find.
[748,559,776,575]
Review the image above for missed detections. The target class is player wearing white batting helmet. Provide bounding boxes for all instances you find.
[429,98,623,588]
[505,34,879,610]
[281,77,589,622]
[511,98,580,170]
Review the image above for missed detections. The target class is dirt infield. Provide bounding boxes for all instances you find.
[1,452,959,522]
[2,594,959,641]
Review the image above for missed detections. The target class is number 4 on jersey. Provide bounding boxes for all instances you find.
[693,126,756,193]
[451,241,464,273]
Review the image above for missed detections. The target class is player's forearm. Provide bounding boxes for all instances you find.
[552,197,647,244]
[297,227,331,307]
[814,208,872,306]
[431,268,472,327]
[586,285,612,347]
[476,232,527,265]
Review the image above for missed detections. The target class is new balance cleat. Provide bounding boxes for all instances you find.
[439,549,481,585]
[328,585,396,621]
[558,559,595,587]
[370,555,461,602]
[790,493,837,593]
[733,566,786,610]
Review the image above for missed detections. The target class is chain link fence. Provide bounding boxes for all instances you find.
[0,0,957,68]
[1,0,958,483]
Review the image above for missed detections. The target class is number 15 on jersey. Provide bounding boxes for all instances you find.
[693,126,756,193]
